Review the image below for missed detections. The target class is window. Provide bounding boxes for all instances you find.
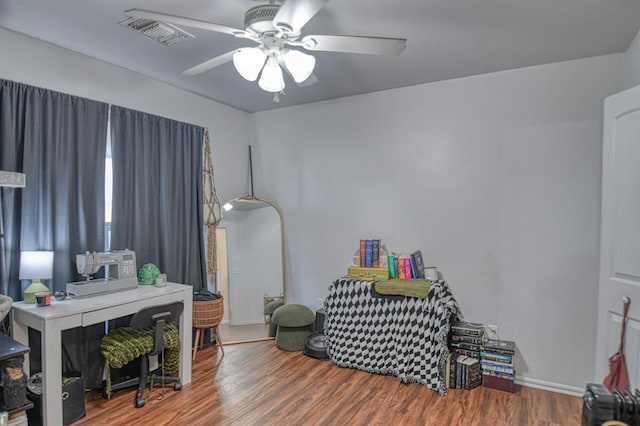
[104,114,113,251]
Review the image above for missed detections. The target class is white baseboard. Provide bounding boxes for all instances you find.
[516,376,584,397]
[227,320,266,326]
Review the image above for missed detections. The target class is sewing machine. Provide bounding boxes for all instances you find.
[66,250,138,298]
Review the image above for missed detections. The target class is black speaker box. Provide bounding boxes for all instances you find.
[314,309,325,333]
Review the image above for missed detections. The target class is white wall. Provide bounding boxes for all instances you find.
[0,27,251,204]
[2,23,634,394]
[623,29,640,89]
[252,54,624,392]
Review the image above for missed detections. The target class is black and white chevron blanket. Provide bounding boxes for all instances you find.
[324,278,460,395]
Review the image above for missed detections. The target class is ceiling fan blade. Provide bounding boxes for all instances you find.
[125,9,250,38]
[182,49,240,76]
[273,0,329,33]
[301,34,407,55]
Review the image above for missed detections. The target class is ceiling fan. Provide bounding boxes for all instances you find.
[123,0,407,95]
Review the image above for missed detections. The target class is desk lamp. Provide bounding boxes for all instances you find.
[19,251,53,304]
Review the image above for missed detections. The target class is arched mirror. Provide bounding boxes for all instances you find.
[216,195,284,343]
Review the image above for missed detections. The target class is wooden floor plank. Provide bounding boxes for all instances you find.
[75,341,583,425]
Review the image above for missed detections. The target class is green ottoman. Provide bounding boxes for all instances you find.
[271,304,315,351]
[264,300,285,337]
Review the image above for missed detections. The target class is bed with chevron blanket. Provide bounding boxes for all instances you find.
[324,278,461,395]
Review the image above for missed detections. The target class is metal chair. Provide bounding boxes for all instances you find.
[101,302,183,408]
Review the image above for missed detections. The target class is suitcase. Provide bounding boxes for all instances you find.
[346,267,389,281]
[582,383,615,426]
[582,383,640,426]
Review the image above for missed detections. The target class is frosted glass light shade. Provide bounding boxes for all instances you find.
[19,251,54,280]
[233,48,266,81]
[282,50,315,83]
[258,57,285,93]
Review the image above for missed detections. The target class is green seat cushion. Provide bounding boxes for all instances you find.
[271,304,315,327]
[264,299,285,315]
[275,327,313,351]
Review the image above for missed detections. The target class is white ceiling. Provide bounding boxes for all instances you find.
[1,0,639,113]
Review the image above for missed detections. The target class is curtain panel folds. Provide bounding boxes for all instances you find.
[0,79,108,297]
[0,79,108,388]
[109,106,207,290]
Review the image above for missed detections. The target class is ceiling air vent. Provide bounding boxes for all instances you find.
[119,17,194,46]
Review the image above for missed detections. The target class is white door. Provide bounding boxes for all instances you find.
[595,84,640,389]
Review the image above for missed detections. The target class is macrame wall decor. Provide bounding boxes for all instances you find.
[203,130,221,275]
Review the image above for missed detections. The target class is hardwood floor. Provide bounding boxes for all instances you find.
[218,323,271,344]
[76,341,584,425]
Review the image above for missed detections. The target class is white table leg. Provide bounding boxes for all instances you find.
[179,290,192,384]
[42,320,63,426]
[11,313,29,375]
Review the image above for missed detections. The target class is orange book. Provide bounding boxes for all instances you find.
[398,256,406,279]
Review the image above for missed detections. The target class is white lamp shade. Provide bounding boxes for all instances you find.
[19,251,54,280]
[233,48,267,81]
[258,57,285,93]
[282,50,315,83]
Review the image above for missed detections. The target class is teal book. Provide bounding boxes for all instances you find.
[388,255,397,278]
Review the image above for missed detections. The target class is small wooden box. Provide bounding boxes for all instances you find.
[347,267,389,281]
[482,374,516,393]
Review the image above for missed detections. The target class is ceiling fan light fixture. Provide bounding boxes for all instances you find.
[259,56,285,93]
[282,49,315,83]
[233,47,267,81]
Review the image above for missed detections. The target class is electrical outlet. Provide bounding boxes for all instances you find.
[486,324,500,340]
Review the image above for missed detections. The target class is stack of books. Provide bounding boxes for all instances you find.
[357,239,388,268]
[348,239,389,281]
[387,250,425,279]
[447,320,484,389]
[480,339,516,392]
[447,353,482,390]
[450,320,484,359]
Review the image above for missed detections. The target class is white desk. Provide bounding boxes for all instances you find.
[11,282,193,426]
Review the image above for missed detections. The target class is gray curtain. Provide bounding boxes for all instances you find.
[0,79,108,296]
[0,79,108,388]
[110,106,206,290]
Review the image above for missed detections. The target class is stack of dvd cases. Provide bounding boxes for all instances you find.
[480,339,516,392]
[447,321,484,390]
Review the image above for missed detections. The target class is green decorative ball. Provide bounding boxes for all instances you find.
[138,263,160,285]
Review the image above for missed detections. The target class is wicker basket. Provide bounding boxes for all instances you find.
[193,297,224,329]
